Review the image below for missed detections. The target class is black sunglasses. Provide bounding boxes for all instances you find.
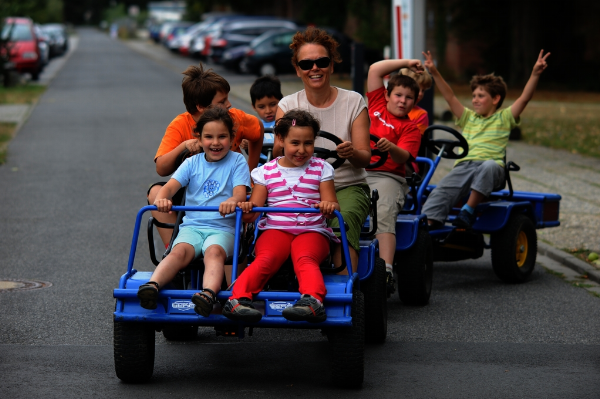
[297,57,331,71]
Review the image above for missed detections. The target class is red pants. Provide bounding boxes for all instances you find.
[231,230,329,302]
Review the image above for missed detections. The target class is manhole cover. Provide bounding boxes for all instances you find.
[0,279,52,292]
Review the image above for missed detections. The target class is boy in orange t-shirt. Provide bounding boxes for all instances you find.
[149,64,264,246]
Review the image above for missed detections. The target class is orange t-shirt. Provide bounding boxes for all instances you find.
[154,108,262,161]
[408,106,429,135]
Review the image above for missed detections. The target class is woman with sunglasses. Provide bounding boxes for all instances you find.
[274,27,371,272]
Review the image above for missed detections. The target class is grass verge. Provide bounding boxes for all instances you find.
[0,84,46,104]
[0,122,17,164]
[0,84,46,165]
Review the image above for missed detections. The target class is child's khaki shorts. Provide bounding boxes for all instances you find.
[366,171,409,235]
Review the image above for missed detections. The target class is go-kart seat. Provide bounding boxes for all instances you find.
[147,187,252,291]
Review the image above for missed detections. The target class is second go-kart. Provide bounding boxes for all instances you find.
[383,125,561,305]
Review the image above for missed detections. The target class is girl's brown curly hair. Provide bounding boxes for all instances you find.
[290,27,342,67]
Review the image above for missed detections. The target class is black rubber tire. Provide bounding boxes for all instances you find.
[360,258,387,344]
[114,321,155,383]
[327,290,365,389]
[491,214,537,283]
[162,325,199,341]
[397,229,433,306]
[30,69,40,81]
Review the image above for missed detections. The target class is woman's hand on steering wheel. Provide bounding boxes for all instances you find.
[336,141,354,159]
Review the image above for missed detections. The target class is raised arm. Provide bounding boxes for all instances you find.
[367,59,424,93]
[511,50,550,120]
[422,51,464,119]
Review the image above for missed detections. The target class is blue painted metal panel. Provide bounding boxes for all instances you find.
[395,214,427,251]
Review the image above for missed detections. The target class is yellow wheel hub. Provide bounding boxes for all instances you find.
[516,231,528,267]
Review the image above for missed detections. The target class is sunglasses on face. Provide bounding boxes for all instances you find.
[297,57,331,71]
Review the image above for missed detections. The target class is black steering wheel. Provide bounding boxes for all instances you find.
[314,130,346,169]
[368,134,389,169]
[423,124,469,159]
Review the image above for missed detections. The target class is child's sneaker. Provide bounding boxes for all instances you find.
[222,298,262,323]
[452,209,477,228]
[386,271,396,297]
[282,295,326,323]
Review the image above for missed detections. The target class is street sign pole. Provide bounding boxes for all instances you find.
[392,0,434,166]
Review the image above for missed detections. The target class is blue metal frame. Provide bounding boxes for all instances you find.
[115,206,358,328]
[394,152,561,253]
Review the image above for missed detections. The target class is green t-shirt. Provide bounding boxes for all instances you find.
[455,106,520,167]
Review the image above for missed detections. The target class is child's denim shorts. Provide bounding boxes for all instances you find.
[172,226,235,259]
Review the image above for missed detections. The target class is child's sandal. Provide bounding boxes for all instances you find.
[191,288,217,317]
[137,281,160,310]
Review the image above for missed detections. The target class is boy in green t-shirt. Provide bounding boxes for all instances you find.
[422,50,550,228]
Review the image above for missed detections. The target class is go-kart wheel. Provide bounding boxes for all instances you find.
[327,290,365,388]
[491,214,537,283]
[114,320,155,382]
[397,228,433,306]
[315,130,345,169]
[423,124,469,159]
[368,134,389,169]
[162,325,199,341]
[360,258,387,344]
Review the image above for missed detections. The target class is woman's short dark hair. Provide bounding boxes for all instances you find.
[194,107,234,138]
[274,109,320,139]
[290,27,342,67]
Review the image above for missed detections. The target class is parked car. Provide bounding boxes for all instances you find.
[41,23,68,57]
[173,20,210,55]
[33,24,50,66]
[164,22,193,51]
[1,17,42,80]
[240,29,297,76]
[207,18,297,63]
[148,21,163,43]
[189,15,279,60]
[240,27,382,76]
[157,21,177,44]
[221,44,251,72]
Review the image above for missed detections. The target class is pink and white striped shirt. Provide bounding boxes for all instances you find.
[253,157,339,241]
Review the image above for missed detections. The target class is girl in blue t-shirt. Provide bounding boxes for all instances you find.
[137,107,250,316]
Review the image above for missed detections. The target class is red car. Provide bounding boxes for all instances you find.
[2,17,42,80]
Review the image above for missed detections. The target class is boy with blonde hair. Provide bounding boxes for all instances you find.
[421,50,550,228]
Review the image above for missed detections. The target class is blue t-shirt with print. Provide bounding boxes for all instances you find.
[171,151,250,234]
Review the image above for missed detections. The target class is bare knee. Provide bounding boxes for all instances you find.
[204,245,227,263]
[147,184,163,204]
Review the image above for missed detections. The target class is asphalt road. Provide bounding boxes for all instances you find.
[1,28,600,398]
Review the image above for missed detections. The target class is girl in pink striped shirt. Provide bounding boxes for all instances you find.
[222,109,340,323]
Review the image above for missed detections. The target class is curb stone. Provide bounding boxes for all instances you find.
[538,241,600,284]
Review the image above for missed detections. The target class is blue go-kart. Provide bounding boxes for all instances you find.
[387,125,561,305]
[113,132,389,387]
